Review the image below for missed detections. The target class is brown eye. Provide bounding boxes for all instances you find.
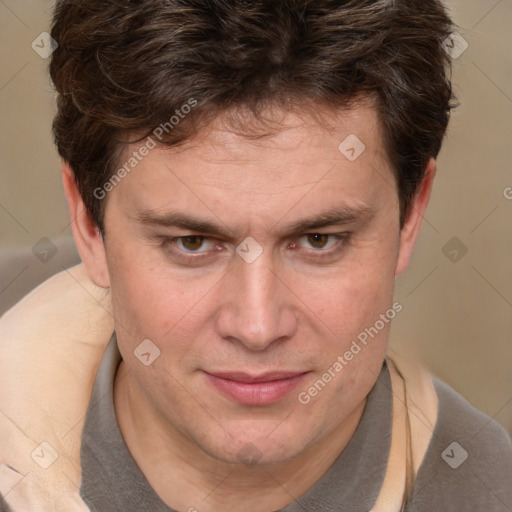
[180,236,205,251]
[306,233,330,249]
[160,235,223,265]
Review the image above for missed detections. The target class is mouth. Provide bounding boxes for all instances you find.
[203,370,310,405]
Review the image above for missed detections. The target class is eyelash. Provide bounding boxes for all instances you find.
[160,233,351,263]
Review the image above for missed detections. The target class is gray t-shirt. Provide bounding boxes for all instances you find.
[80,334,512,511]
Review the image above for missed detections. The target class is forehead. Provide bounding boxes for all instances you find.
[125,101,388,173]
[111,102,396,234]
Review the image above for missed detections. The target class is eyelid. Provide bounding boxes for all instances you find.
[294,233,347,250]
[293,232,351,258]
[163,235,218,254]
[161,232,350,260]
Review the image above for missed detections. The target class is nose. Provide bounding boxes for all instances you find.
[215,253,298,351]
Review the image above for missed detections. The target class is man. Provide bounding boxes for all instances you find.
[1,0,511,511]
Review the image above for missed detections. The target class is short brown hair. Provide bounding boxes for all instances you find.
[49,0,457,231]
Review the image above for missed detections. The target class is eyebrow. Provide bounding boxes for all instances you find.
[135,205,374,239]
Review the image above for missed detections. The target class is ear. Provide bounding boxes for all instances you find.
[395,158,437,276]
[62,162,110,288]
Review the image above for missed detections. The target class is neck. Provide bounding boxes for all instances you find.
[114,361,366,512]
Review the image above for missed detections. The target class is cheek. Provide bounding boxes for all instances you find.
[106,240,178,338]
[107,239,221,350]
[303,248,397,340]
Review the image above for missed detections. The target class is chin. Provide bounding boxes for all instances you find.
[192,422,313,467]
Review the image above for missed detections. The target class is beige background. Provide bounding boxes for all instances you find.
[1,0,511,434]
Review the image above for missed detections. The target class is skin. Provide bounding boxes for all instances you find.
[63,101,436,512]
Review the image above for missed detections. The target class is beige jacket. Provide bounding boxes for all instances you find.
[0,265,438,512]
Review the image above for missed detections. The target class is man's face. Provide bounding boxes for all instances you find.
[102,103,403,465]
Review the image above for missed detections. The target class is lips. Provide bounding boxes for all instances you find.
[208,371,306,383]
[204,370,309,405]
